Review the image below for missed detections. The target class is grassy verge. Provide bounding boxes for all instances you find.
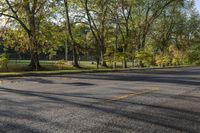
[0,64,196,78]
[0,68,128,77]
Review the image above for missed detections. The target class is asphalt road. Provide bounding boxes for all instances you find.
[0,67,200,133]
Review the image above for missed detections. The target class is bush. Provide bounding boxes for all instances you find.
[155,55,171,67]
[187,43,200,64]
[135,50,153,67]
[0,54,8,71]
[55,60,66,70]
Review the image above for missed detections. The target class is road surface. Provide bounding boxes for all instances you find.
[0,67,200,133]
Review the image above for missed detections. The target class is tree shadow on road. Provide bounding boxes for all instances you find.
[0,86,200,133]
[56,71,200,86]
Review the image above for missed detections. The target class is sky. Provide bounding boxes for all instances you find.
[194,0,200,13]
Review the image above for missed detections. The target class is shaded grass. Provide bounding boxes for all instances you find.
[2,61,107,72]
[0,66,127,77]
[3,64,75,72]
[0,60,134,77]
[0,60,196,77]
[8,60,133,70]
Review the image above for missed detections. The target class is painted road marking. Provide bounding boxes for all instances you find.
[108,88,160,101]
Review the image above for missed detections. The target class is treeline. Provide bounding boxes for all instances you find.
[0,0,200,70]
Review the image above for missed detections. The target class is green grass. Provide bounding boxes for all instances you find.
[0,59,195,77]
[0,60,132,77]
[7,60,132,71]
[0,64,195,78]
[8,60,134,69]
[0,60,109,73]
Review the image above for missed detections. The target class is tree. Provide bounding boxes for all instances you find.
[0,0,50,70]
[64,0,80,67]
[1,0,200,70]
[82,0,110,68]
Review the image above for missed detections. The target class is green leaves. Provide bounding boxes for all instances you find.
[0,53,8,71]
[135,50,153,67]
[0,0,200,68]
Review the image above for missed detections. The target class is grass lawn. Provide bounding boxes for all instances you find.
[0,60,137,77]
[0,60,129,77]
[0,60,194,77]
[0,60,109,74]
[5,60,134,72]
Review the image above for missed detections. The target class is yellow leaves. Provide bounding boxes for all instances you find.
[0,54,8,71]
[135,50,152,66]
[55,60,67,70]
[155,55,171,67]
[169,44,179,56]
[3,29,29,53]
[167,44,187,65]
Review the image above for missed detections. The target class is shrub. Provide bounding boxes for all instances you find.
[155,55,171,67]
[55,60,66,70]
[0,54,8,71]
[135,50,152,67]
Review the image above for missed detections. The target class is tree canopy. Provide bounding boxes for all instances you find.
[0,0,200,70]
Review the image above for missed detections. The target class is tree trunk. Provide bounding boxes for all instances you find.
[96,57,100,69]
[64,0,80,68]
[23,1,40,71]
[73,46,80,68]
[29,52,40,70]
[100,38,107,67]
[139,60,144,68]
[122,47,128,68]
[123,59,127,68]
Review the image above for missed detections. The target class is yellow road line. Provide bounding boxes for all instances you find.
[109,88,160,101]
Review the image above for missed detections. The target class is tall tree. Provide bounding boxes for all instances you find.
[64,0,80,67]
[82,0,109,67]
[0,0,48,70]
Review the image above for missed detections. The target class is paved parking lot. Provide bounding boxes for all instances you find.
[0,67,200,133]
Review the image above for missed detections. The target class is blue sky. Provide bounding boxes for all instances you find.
[194,0,200,12]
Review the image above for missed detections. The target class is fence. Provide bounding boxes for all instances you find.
[8,60,57,65]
